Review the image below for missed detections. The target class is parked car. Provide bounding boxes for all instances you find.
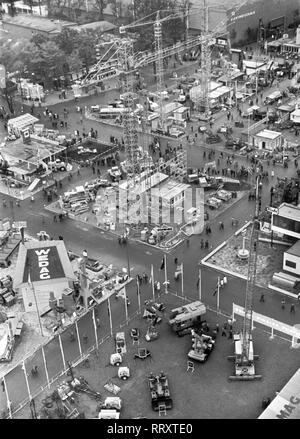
[48,159,67,172]
[108,166,122,182]
[206,197,222,209]
[216,190,232,201]
[86,258,104,272]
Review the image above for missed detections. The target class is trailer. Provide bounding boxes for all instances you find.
[169,301,206,336]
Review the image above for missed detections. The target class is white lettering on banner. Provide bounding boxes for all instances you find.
[230,11,255,22]
[35,248,51,280]
[276,397,300,419]
[232,303,300,338]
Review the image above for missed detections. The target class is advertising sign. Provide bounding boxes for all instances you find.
[23,246,65,282]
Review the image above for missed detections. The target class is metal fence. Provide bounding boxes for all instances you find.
[1,295,141,419]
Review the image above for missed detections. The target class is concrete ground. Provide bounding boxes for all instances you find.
[13,293,300,420]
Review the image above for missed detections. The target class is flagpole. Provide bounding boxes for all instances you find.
[136,276,141,314]
[75,320,82,358]
[41,345,50,389]
[181,263,184,297]
[123,286,128,323]
[2,376,12,418]
[28,272,44,337]
[151,264,155,301]
[92,307,99,349]
[164,253,168,294]
[217,276,220,312]
[198,267,202,301]
[58,333,66,370]
[107,296,113,337]
[22,360,32,401]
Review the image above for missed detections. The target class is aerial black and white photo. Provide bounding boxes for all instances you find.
[0,0,300,422]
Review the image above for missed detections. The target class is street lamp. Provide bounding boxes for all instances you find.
[213,275,227,312]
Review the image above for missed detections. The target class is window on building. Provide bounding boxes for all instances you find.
[273,215,300,234]
[285,260,296,269]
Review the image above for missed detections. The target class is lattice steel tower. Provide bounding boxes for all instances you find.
[199,0,211,118]
[154,12,165,131]
[118,39,140,175]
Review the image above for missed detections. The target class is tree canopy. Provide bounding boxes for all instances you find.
[129,0,186,52]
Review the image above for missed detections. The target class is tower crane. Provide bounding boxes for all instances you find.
[228,175,263,381]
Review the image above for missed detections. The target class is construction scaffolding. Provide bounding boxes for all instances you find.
[157,150,188,183]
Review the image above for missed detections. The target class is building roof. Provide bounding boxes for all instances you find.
[277,203,300,222]
[291,108,300,116]
[13,240,76,289]
[72,20,116,33]
[1,137,66,166]
[210,86,231,100]
[243,60,266,69]
[278,104,295,112]
[218,71,244,83]
[255,129,282,140]
[8,113,39,130]
[156,179,190,202]
[286,240,300,257]
[118,172,169,194]
[2,15,76,34]
[259,368,300,419]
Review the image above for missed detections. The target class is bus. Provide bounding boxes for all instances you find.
[98,107,125,119]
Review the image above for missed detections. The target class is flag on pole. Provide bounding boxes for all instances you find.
[160,258,165,270]
[28,271,33,289]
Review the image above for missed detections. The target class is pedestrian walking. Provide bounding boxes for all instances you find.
[53,214,57,222]
[205,240,209,249]
[290,303,295,313]
[219,221,224,230]
[96,318,100,327]
[259,293,265,302]
[214,323,219,333]
[281,298,286,309]
[200,239,204,249]
[174,257,178,264]
[221,325,227,337]
[1,379,5,392]
[228,329,233,339]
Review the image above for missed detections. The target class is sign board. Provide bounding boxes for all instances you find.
[23,246,65,283]
[157,227,173,232]
[22,128,31,144]
[267,206,279,215]
[12,221,27,229]
[216,38,227,46]
[232,303,300,338]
